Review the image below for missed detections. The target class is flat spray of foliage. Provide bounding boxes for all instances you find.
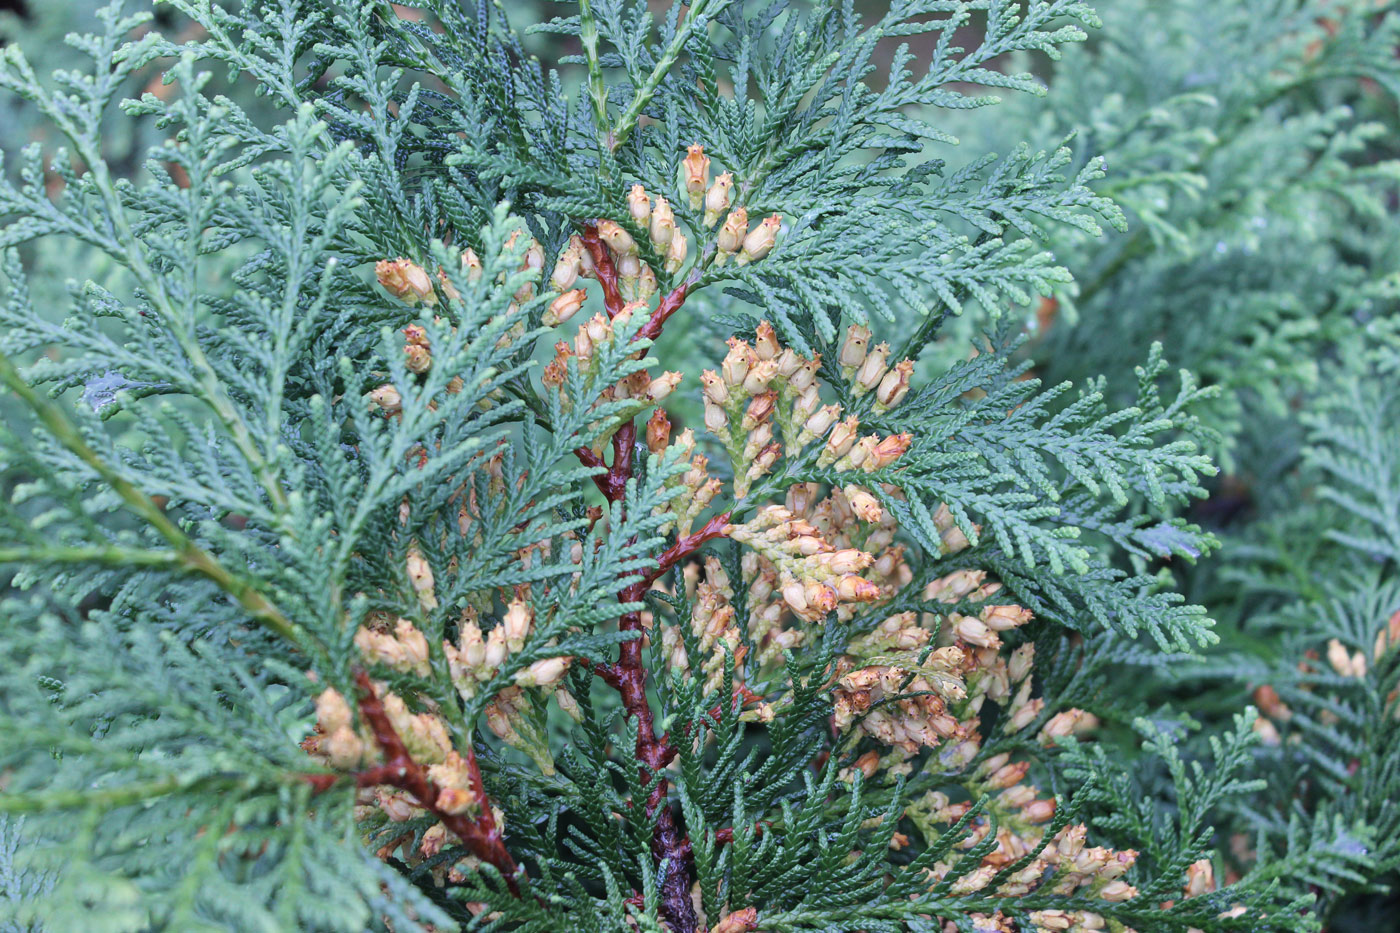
[0,1,1395,932]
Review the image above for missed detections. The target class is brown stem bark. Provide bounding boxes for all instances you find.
[569,223,729,932]
[307,673,520,896]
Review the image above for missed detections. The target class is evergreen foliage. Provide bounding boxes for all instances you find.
[0,2,1394,932]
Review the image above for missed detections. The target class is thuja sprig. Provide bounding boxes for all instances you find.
[0,3,1349,932]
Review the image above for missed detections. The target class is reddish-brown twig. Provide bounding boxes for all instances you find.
[579,224,625,316]
[639,280,691,342]
[307,673,520,896]
[568,220,727,933]
[641,511,731,588]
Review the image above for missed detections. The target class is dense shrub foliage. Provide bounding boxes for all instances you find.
[0,2,1395,931]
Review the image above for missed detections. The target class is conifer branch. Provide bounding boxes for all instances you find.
[350,671,520,895]
[2,2,1391,929]
[0,546,182,568]
[609,0,721,152]
[0,349,306,649]
[576,0,613,149]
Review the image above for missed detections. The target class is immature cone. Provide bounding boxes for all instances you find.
[501,598,533,652]
[637,263,658,301]
[571,235,596,278]
[515,654,571,688]
[403,336,431,374]
[855,342,891,394]
[627,183,651,224]
[545,288,587,326]
[597,220,636,256]
[717,208,749,256]
[316,688,353,733]
[437,269,460,302]
[710,908,758,933]
[551,244,582,292]
[754,321,780,360]
[649,196,676,250]
[1184,858,1216,899]
[666,231,689,274]
[377,259,437,306]
[647,371,683,401]
[522,238,545,277]
[406,546,438,611]
[824,416,860,460]
[646,407,672,454]
[736,213,782,265]
[703,171,734,227]
[681,143,710,209]
[321,726,365,770]
[461,247,482,282]
[839,324,871,370]
[722,337,751,385]
[874,359,914,410]
[701,369,730,405]
[934,502,974,553]
[799,404,841,444]
[427,752,480,816]
[1099,881,1138,902]
[615,251,642,298]
[369,384,402,415]
[1039,708,1085,745]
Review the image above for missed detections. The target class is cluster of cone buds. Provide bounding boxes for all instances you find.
[644,419,724,538]
[918,818,1139,926]
[837,324,914,412]
[699,321,915,498]
[1326,636,1368,679]
[700,322,819,496]
[713,481,912,686]
[553,216,665,310]
[1253,608,1400,747]
[1175,857,1251,933]
[365,323,473,420]
[929,503,977,555]
[304,686,366,771]
[726,504,886,623]
[833,639,969,755]
[354,616,432,678]
[375,258,441,307]
[545,144,785,323]
[959,625,1034,732]
[540,306,682,456]
[661,471,925,697]
[800,329,917,472]
[628,414,715,538]
[305,671,495,874]
[368,245,527,418]
[443,598,576,776]
[441,599,572,697]
[672,556,768,686]
[376,234,541,309]
[304,672,453,778]
[819,567,1116,916]
[660,557,771,725]
[679,144,781,267]
[830,586,1044,762]
[722,486,907,683]
[664,555,741,686]
[972,752,1059,839]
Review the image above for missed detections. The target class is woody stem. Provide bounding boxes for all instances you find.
[569,226,726,932]
[350,671,520,896]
